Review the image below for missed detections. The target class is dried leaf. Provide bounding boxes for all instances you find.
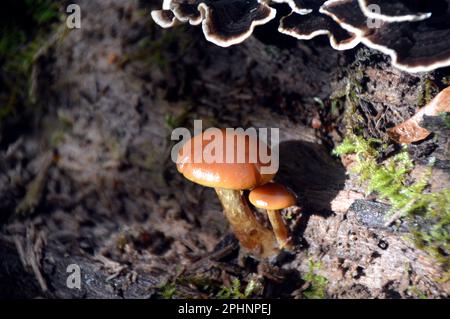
[388,86,450,144]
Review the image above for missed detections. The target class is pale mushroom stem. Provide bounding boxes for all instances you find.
[267,210,293,250]
[215,188,278,257]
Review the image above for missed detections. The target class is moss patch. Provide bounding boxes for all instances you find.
[301,259,328,299]
[333,134,450,270]
[0,0,60,122]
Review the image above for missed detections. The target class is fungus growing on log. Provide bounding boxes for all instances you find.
[388,86,450,144]
[249,182,296,250]
[151,0,180,28]
[151,0,450,72]
[176,129,279,257]
[279,11,360,50]
[320,0,450,72]
[151,9,178,28]
[272,0,319,15]
[151,0,277,47]
[357,0,433,22]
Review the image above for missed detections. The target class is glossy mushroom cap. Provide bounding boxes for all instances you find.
[249,182,296,210]
[177,129,276,190]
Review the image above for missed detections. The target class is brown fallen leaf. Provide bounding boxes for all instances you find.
[388,86,450,144]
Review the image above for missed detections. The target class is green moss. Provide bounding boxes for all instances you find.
[160,275,260,299]
[408,286,428,299]
[165,108,191,131]
[440,112,450,129]
[0,0,61,122]
[302,259,328,299]
[153,275,260,299]
[333,134,450,270]
[417,78,441,107]
[335,78,366,136]
[157,282,177,299]
[216,278,260,299]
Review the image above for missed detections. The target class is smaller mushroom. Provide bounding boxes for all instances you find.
[249,182,296,250]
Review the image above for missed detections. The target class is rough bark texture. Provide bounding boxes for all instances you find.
[0,0,449,299]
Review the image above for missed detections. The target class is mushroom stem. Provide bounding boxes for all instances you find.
[215,188,278,257]
[267,210,293,250]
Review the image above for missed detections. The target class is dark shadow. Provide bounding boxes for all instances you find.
[275,140,347,239]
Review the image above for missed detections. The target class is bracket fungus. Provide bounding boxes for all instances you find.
[151,9,178,28]
[151,0,450,73]
[152,0,277,47]
[388,86,450,144]
[271,0,319,15]
[151,0,180,28]
[320,0,450,72]
[176,129,279,257]
[249,182,296,250]
[357,0,433,22]
[279,11,360,50]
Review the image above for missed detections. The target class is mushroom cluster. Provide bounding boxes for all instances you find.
[151,0,450,73]
[176,129,297,258]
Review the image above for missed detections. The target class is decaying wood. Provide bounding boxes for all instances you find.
[0,0,448,298]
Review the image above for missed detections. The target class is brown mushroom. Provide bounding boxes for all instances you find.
[176,129,279,257]
[248,182,296,250]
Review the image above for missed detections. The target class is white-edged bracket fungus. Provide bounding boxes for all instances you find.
[151,0,277,47]
[176,129,279,257]
[249,182,296,250]
[151,0,450,73]
[279,11,360,50]
[272,0,319,15]
[320,0,450,72]
[357,0,433,23]
[151,0,180,28]
[151,9,179,28]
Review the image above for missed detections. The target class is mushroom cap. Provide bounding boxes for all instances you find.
[177,129,276,190]
[249,182,296,210]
